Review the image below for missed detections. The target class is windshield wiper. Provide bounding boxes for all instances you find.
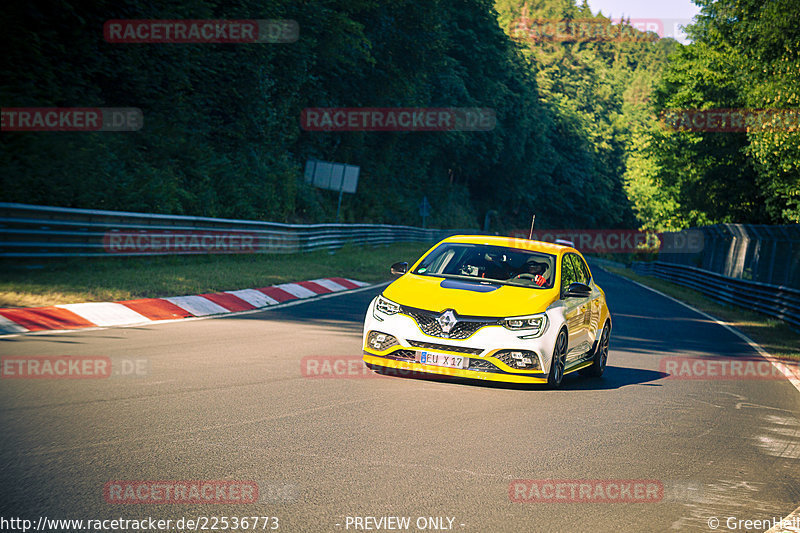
[449,273,548,289]
[417,272,546,288]
[418,272,497,284]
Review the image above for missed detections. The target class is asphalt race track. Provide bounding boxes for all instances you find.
[1,268,798,532]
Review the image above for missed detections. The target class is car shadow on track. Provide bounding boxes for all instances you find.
[367,363,664,391]
[229,288,376,332]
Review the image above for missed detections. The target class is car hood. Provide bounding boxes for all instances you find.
[383,274,558,317]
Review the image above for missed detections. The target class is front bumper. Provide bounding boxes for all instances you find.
[362,353,548,384]
[362,299,560,384]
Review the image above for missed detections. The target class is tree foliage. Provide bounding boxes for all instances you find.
[4,0,792,231]
[0,0,643,231]
[624,0,800,228]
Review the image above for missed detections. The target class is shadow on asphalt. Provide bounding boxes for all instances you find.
[231,287,377,327]
[368,363,665,391]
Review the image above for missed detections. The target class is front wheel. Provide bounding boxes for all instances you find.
[581,322,610,378]
[547,329,567,389]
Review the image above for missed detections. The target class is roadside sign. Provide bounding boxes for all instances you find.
[419,196,431,228]
[304,159,359,194]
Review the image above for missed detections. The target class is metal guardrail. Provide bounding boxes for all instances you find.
[631,261,800,328]
[658,224,800,289]
[4,203,798,328]
[0,203,468,258]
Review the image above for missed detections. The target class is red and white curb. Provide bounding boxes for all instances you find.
[0,277,369,335]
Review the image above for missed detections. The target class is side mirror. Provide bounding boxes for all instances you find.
[390,262,408,276]
[564,282,591,298]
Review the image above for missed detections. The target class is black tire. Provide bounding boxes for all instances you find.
[581,321,610,378]
[547,329,568,389]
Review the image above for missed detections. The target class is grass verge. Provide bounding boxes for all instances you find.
[0,242,433,308]
[601,265,799,361]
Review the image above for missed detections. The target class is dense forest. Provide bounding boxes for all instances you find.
[1,0,797,230]
[623,0,799,229]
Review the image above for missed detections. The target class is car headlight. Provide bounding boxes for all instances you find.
[374,295,401,319]
[501,313,548,336]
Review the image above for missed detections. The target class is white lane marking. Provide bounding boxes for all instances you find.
[225,289,279,308]
[310,278,348,292]
[602,268,800,394]
[164,295,229,316]
[0,315,29,334]
[55,302,149,327]
[275,283,318,299]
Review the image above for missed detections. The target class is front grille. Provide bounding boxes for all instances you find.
[404,309,496,340]
[468,358,502,372]
[407,340,483,355]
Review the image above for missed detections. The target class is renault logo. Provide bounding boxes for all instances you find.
[437,309,457,335]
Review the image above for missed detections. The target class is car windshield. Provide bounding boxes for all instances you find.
[412,243,556,289]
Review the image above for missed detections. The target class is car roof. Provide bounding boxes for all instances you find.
[439,234,577,255]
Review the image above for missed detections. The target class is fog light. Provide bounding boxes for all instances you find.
[367,331,399,351]
[494,350,541,370]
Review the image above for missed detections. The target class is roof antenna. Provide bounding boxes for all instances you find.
[528,214,536,240]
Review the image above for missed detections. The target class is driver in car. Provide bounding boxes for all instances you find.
[515,260,548,287]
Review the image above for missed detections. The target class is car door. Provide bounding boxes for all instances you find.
[560,253,591,361]
[573,253,603,346]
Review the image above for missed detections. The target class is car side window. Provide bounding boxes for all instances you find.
[560,254,578,294]
[568,254,590,285]
[575,254,592,285]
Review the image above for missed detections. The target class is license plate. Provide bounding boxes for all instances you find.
[416,351,466,369]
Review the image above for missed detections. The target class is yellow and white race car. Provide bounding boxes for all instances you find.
[362,235,611,387]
